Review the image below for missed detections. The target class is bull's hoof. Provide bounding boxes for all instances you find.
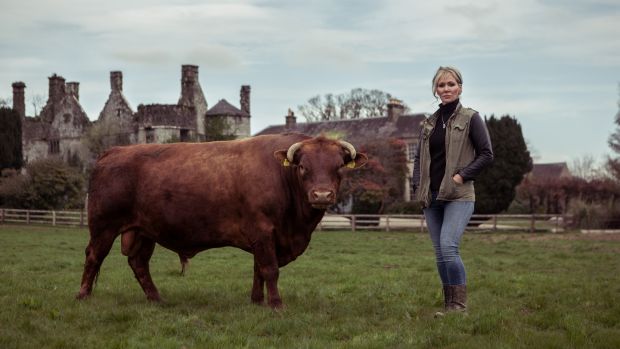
[75,291,90,300]
[251,299,266,306]
[146,294,162,302]
[268,300,285,311]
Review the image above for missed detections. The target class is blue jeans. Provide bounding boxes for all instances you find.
[423,192,474,286]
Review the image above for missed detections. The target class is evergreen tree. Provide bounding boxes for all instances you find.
[475,115,532,214]
[0,107,23,170]
[608,86,620,179]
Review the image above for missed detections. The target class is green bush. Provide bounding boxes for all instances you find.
[0,158,85,209]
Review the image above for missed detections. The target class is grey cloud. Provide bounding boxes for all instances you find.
[112,50,174,65]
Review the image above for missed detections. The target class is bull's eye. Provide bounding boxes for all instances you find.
[299,165,311,178]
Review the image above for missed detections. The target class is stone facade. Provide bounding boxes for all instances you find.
[97,64,250,144]
[205,86,251,139]
[13,65,252,166]
[17,74,91,165]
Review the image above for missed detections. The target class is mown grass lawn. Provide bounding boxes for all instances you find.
[0,224,619,349]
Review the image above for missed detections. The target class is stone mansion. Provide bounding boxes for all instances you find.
[11,65,251,165]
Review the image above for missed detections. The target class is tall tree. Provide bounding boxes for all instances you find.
[0,107,23,170]
[475,115,532,214]
[298,88,407,122]
[608,85,620,179]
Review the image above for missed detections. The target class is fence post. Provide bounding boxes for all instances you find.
[385,216,390,232]
[420,216,425,233]
[351,215,356,232]
[0,209,3,224]
[530,214,535,233]
[80,210,84,227]
[493,215,497,231]
[27,210,30,224]
[52,211,56,226]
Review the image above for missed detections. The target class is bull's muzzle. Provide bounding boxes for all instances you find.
[309,189,335,209]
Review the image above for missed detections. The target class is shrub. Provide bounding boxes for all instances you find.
[0,158,85,209]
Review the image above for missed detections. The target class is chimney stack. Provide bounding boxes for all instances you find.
[110,71,123,92]
[285,108,297,129]
[240,85,250,116]
[48,74,66,103]
[180,65,199,104]
[387,98,404,122]
[11,81,26,119]
[66,82,80,100]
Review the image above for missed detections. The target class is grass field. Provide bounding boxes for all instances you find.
[1,224,619,349]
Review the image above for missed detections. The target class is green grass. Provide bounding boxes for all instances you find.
[1,225,619,348]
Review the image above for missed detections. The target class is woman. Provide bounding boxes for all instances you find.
[412,66,493,315]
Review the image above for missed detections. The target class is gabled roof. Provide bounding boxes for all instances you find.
[530,162,572,180]
[206,99,249,117]
[255,113,426,144]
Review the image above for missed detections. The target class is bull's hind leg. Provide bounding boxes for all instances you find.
[127,235,161,301]
[76,229,116,300]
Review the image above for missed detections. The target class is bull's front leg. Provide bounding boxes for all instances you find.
[252,239,282,309]
[251,260,265,305]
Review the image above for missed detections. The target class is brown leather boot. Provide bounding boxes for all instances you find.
[434,285,452,317]
[447,284,467,312]
[435,285,467,317]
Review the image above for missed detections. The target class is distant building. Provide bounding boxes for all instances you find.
[15,75,91,164]
[256,99,426,201]
[12,65,251,165]
[98,65,251,143]
[527,162,572,182]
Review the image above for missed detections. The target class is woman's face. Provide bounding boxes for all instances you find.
[435,74,462,104]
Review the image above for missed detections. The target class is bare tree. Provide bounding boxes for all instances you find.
[570,154,597,180]
[30,94,46,117]
[298,88,408,122]
[0,97,12,108]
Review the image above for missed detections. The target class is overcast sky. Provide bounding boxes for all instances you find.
[1,0,619,164]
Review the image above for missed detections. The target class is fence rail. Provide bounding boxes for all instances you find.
[0,208,569,233]
[0,209,86,227]
[317,213,571,233]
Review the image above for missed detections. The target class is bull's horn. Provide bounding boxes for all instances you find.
[286,142,304,163]
[339,140,357,160]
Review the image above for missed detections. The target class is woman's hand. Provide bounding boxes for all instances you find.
[452,174,464,184]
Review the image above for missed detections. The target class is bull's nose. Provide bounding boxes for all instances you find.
[311,190,335,202]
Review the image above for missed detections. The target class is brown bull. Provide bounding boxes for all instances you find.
[76,134,367,308]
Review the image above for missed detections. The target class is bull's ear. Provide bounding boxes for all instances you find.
[345,153,368,169]
[274,150,291,166]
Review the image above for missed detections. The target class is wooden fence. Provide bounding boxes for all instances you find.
[0,209,86,227]
[0,208,570,233]
[317,213,571,233]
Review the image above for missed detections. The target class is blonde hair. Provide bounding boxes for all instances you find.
[432,66,463,97]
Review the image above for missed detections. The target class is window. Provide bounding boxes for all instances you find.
[145,127,154,143]
[180,129,189,142]
[407,143,417,162]
[49,140,60,154]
